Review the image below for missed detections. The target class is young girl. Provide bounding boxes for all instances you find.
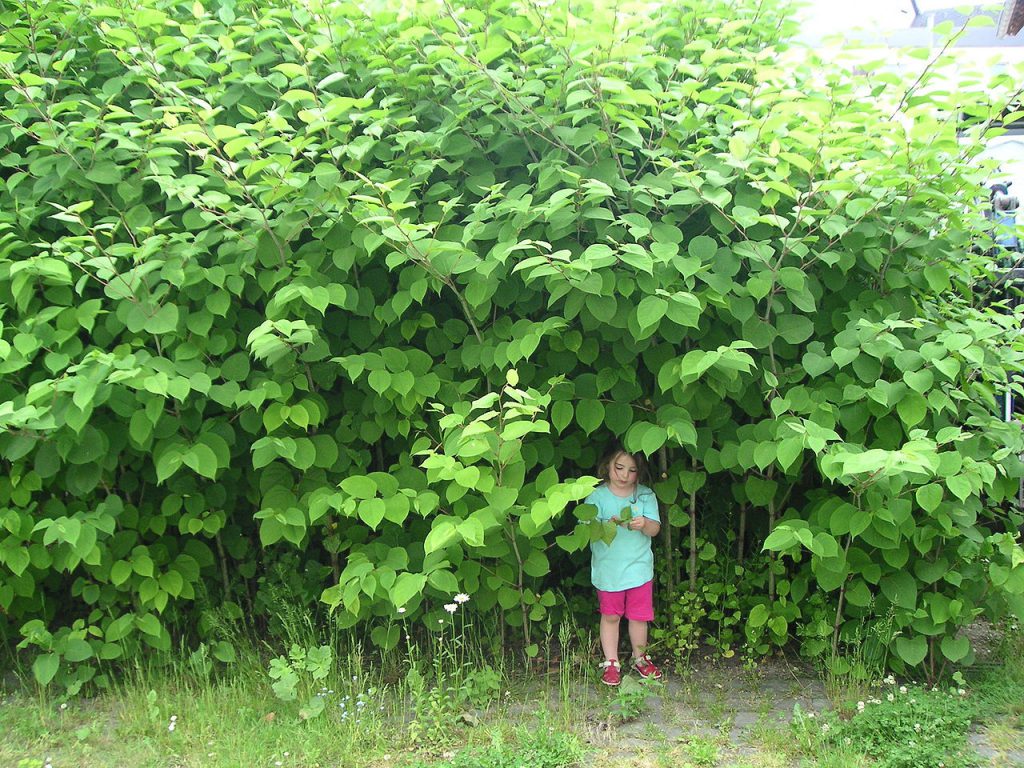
[586,444,662,686]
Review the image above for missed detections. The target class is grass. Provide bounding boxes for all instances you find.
[1,621,1022,768]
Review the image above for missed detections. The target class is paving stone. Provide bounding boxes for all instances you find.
[551,653,1019,767]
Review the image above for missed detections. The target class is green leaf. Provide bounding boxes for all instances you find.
[946,475,972,502]
[341,476,377,499]
[802,352,834,378]
[763,527,796,551]
[776,438,803,472]
[212,640,236,663]
[391,572,426,608]
[428,568,459,594]
[551,401,573,433]
[903,369,933,393]
[896,392,927,428]
[915,484,943,513]
[33,653,60,686]
[63,638,93,662]
[183,444,219,479]
[358,498,386,529]
[576,399,605,435]
[940,635,970,662]
[636,296,668,330]
[777,315,814,344]
[111,561,133,586]
[136,613,162,637]
[85,162,122,184]
[259,517,285,546]
[880,572,917,611]
[459,518,486,547]
[155,448,183,484]
[687,235,717,261]
[424,521,458,554]
[665,292,701,327]
[144,304,180,334]
[747,603,769,628]
[894,635,928,667]
[129,411,153,445]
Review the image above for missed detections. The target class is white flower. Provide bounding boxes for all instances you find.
[958,688,966,696]
[443,603,458,614]
[887,693,895,702]
[807,712,815,719]
[821,723,830,733]
[857,701,865,712]
[397,607,406,614]
[884,675,896,685]
[899,686,907,694]
[914,723,921,732]
[59,702,68,710]
[454,593,470,604]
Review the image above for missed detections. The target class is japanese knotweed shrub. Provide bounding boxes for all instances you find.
[1,0,1023,690]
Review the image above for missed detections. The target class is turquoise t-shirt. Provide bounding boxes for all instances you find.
[587,483,660,592]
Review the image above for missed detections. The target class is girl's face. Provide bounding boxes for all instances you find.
[608,452,638,492]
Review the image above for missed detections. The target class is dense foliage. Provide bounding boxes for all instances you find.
[2,0,1024,691]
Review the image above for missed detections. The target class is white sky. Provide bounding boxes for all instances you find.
[795,0,916,39]
[791,0,1024,194]
[794,0,1009,39]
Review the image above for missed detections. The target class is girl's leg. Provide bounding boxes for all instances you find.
[600,614,621,660]
[627,619,648,659]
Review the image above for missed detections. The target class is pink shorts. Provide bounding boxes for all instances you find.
[597,580,654,621]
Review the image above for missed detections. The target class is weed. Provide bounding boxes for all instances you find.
[796,681,975,768]
[607,675,661,723]
[267,643,333,720]
[822,611,892,710]
[406,665,456,745]
[408,717,584,768]
[683,734,720,766]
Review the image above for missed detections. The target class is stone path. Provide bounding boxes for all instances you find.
[547,656,1024,767]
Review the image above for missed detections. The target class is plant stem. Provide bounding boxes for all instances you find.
[832,535,853,655]
[659,445,673,596]
[688,458,697,592]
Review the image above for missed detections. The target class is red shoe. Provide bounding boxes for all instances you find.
[633,653,662,680]
[600,659,621,686]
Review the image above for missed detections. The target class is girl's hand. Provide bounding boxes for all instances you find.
[628,516,646,531]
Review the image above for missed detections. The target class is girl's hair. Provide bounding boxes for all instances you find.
[596,443,649,487]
